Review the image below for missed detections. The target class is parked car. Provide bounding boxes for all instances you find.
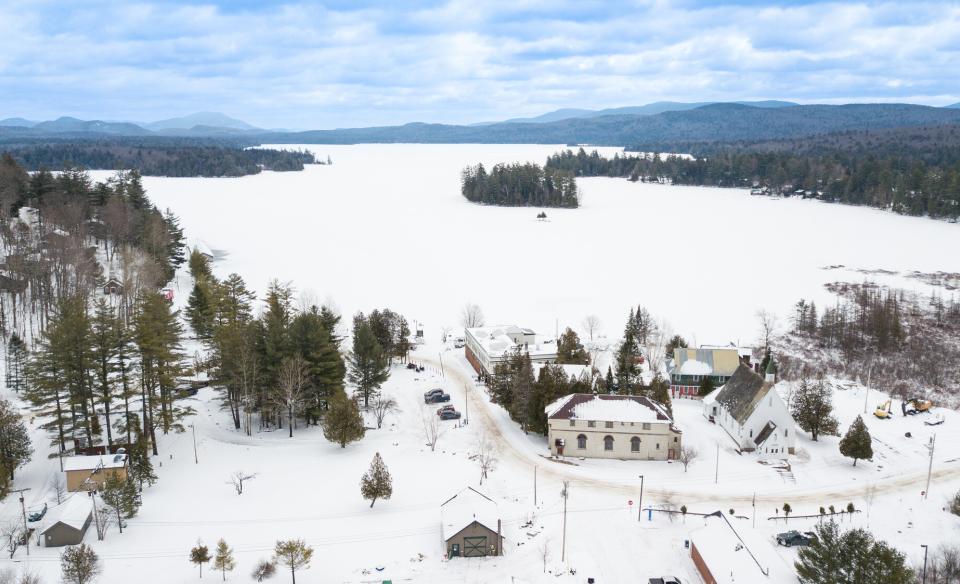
[27,503,48,522]
[423,388,444,400]
[776,530,817,547]
[437,405,456,416]
[406,362,418,370]
[453,337,465,348]
[649,577,682,584]
[439,409,462,420]
[426,392,451,404]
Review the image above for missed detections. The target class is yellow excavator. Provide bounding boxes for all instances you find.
[874,400,893,420]
[903,397,933,416]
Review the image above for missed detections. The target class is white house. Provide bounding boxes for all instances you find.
[702,363,794,456]
[464,325,557,378]
[545,393,682,460]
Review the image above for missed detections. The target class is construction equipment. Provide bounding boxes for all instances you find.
[874,400,893,420]
[903,397,933,416]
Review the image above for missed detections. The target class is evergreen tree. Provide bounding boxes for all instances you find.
[60,543,101,584]
[0,398,31,486]
[186,279,217,340]
[5,333,27,393]
[647,375,673,417]
[128,435,157,490]
[510,352,536,431]
[274,539,313,584]
[188,247,213,282]
[697,376,716,397]
[839,415,873,466]
[790,378,840,441]
[604,366,615,393]
[213,539,236,581]
[289,307,345,424]
[360,452,393,507]
[100,473,139,532]
[321,391,365,448]
[556,328,588,364]
[795,521,913,584]
[190,541,211,579]
[664,334,688,357]
[347,319,390,408]
[90,299,120,447]
[614,308,641,393]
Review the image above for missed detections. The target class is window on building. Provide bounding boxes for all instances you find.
[673,437,678,443]
[577,434,587,449]
[631,437,641,452]
[785,429,788,437]
[604,436,614,451]
[569,419,575,427]
[656,443,660,450]
[605,421,613,428]
[587,421,596,428]
[749,429,753,438]
[642,423,651,430]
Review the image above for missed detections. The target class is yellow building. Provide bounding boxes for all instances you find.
[63,454,129,492]
[670,345,754,399]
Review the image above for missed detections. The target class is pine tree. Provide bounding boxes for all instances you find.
[289,307,345,424]
[321,391,365,448]
[795,521,914,584]
[839,415,873,466]
[360,452,393,508]
[61,543,101,584]
[274,539,313,584]
[347,319,390,408]
[697,376,716,397]
[100,473,139,532]
[0,398,31,485]
[790,378,839,441]
[186,279,217,339]
[190,541,211,578]
[213,539,236,581]
[128,435,157,490]
[556,328,588,364]
[510,352,536,431]
[90,299,120,447]
[647,375,673,417]
[5,333,27,393]
[614,309,641,393]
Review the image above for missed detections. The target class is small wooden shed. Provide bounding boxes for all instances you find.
[41,496,93,547]
[103,276,123,295]
[440,487,503,558]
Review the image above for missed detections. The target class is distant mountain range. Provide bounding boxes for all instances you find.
[3,103,960,148]
[482,100,798,125]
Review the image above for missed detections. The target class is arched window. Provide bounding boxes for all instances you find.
[577,434,587,449]
[630,437,641,452]
[604,435,614,451]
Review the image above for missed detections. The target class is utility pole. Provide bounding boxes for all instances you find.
[561,481,570,563]
[464,383,469,425]
[924,434,936,500]
[12,488,31,556]
[637,475,644,521]
[715,443,720,484]
[752,492,757,528]
[191,424,198,464]
[533,466,537,507]
[921,544,929,584]
[863,384,869,414]
[438,352,445,379]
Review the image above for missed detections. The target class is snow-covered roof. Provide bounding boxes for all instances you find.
[63,453,128,472]
[546,394,672,423]
[677,359,712,375]
[465,325,556,360]
[441,487,500,542]
[691,517,775,584]
[42,496,92,533]
[533,363,591,379]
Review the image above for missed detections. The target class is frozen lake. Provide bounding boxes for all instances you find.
[128,143,960,345]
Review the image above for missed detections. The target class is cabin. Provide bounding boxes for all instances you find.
[63,453,129,492]
[669,345,753,399]
[464,325,557,379]
[103,276,123,295]
[41,496,93,547]
[701,361,794,456]
[441,487,503,558]
[545,393,682,461]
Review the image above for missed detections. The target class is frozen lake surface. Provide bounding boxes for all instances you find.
[132,143,960,344]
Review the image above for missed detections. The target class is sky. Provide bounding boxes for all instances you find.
[1,0,959,129]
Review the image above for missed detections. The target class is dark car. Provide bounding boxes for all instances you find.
[423,388,444,400]
[439,409,462,420]
[27,503,48,522]
[649,578,682,584]
[437,405,456,415]
[426,392,451,404]
[407,362,418,370]
[776,530,817,547]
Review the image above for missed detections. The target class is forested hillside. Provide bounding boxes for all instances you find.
[544,137,960,219]
[460,162,579,208]
[1,140,317,177]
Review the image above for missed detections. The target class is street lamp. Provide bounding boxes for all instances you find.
[921,544,929,584]
[637,475,645,521]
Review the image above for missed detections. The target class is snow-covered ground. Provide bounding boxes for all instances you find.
[93,143,960,347]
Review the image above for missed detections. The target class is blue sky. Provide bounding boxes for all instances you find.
[1,0,958,129]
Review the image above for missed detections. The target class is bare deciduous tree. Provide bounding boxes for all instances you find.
[756,309,779,353]
[1,523,21,559]
[227,471,257,495]
[460,303,485,328]
[539,539,552,573]
[677,446,699,473]
[581,315,601,341]
[273,355,307,437]
[475,433,498,485]
[422,410,442,452]
[372,396,399,429]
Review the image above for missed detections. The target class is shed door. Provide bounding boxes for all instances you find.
[463,536,488,557]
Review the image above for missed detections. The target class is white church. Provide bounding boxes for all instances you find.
[702,360,795,456]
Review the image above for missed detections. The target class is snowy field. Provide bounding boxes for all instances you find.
[107,143,960,346]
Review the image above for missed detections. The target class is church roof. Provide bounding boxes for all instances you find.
[714,364,774,425]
